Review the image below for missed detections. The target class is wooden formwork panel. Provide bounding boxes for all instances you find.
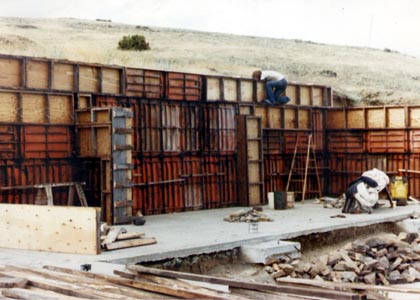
[326,109,346,129]
[166,72,202,101]
[27,60,49,89]
[0,91,74,124]
[0,159,73,205]
[409,107,420,127]
[53,63,74,91]
[0,56,21,87]
[125,68,164,99]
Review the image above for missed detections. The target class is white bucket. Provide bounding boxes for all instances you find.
[268,192,274,209]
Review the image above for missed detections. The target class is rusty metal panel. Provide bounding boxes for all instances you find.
[264,153,287,193]
[327,130,364,153]
[125,68,164,99]
[410,130,420,152]
[366,130,407,153]
[0,159,73,205]
[0,125,18,159]
[166,72,202,101]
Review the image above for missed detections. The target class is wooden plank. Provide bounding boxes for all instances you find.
[0,57,21,87]
[27,60,49,90]
[53,63,74,91]
[104,237,157,250]
[101,227,123,247]
[0,204,100,254]
[2,288,79,300]
[116,232,145,240]
[127,265,359,300]
[79,66,99,92]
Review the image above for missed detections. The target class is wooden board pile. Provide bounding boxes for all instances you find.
[101,226,156,251]
[266,232,420,286]
[223,208,273,223]
[0,264,371,300]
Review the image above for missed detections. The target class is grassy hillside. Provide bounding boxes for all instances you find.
[1,17,420,105]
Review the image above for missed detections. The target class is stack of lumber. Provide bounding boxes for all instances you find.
[101,226,156,251]
[223,208,273,223]
[266,232,420,285]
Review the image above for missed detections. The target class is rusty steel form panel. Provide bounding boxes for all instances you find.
[264,154,287,194]
[327,130,365,153]
[366,130,408,153]
[263,129,311,155]
[125,68,164,99]
[0,159,73,205]
[0,54,125,95]
[166,72,202,101]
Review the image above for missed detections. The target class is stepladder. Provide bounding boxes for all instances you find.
[286,134,322,202]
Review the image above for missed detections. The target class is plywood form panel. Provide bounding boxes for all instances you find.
[268,107,282,128]
[347,109,365,128]
[223,78,238,102]
[0,92,18,122]
[205,77,220,101]
[248,185,262,206]
[79,65,99,92]
[367,108,385,128]
[101,67,121,94]
[387,107,405,128]
[239,105,252,115]
[49,94,73,124]
[326,110,346,129]
[284,108,297,129]
[298,109,310,129]
[312,87,323,106]
[254,106,267,127]
[256,82,266,102]
[53,63,74,91]
[0,57,21,88]
[21,93,45,123]
[0,204,100,254]
[409,108,420,128]
[299,86,311,106]
[26,60,49,90]
[240,80,254,102]
[285,84,298,105]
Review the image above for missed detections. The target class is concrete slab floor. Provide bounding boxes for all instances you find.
[1,200,419,273]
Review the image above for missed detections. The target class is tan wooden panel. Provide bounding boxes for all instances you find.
[248,185,262,206]
[223,78,238,102]
[0,57,21,87]
[256,82,266,102]
[410,108,420,127]
[267,107,281,128]
[299,86,311,106]
[206,77,221,100]
[298,109,310,129]
[27,60,49,89]
[49,95,73,124]
[247,140,260,161]
[76,110,92,123]
[79,66,99,92]
[95,110,111,123]
[0,92,18,122]
[326,110,345,129]
[246,118,260,139]
[77,95,92,109]
[97,127,111,156]
[239,105,252,115]
[240,80,253,102]
[312,87,323,106]
[0,204,100,255]
[248,162,261,182]
[367,108,385,128]
[53,63,74,91]
[347,109,365,128]
[78,128,93,156]
[284,108,297,129]
[21,93,45,123]
[102,68,121,94]
[387,107,405,128]
[254,106,267,127]
[285,84,298,105]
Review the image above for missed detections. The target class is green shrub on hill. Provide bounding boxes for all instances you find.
[118,35,150,51]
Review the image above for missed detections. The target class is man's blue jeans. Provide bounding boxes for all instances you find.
[266,78,288,103]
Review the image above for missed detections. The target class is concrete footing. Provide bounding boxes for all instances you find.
[240,240,301,265]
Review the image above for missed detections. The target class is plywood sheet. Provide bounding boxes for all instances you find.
[367,108,385,128]
[284,108,297,129]
[21,93,45,123]
[299,86,311,106]
[239,105,252,115]
[49,95,73,124]
[223,78,238,102]
[0,204,100,254]
[410,108,420,128]
[246,118,260,139]
[347,109,365,128]
[267,107,281,128]
[77,128,93,156]
[0,57,21,87]
[387,107,405,128]
[53,63,74,91]
[206,77,221,100]
[97,127,111,156]
[253,106,267,127]
[27,60,49,89]
[102,68,121,94]
[0,92,18,122]
[79,66,99,92]
[247,140,260,160]
[248,185,262,206]
[248,162,261,182]
[285,85,297,105]
[240,80,254,102]
[298,109,310,129]
[326,110,345,129]
[312,87,323,106]
[256,82,266,101]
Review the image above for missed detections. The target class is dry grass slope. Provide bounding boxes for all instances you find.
[1,17,420,105]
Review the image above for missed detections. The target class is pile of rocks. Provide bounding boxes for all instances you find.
[314,195,345,209]
[266,232,420,285]
[224,208,273,223]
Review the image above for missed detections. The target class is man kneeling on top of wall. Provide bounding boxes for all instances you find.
[342,168,393,214]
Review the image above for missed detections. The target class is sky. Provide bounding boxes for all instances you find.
[1,0,420,58]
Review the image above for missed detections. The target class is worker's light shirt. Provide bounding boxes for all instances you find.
[354,183,379,208]
[362,168,389,192]
[261,71,285,81]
